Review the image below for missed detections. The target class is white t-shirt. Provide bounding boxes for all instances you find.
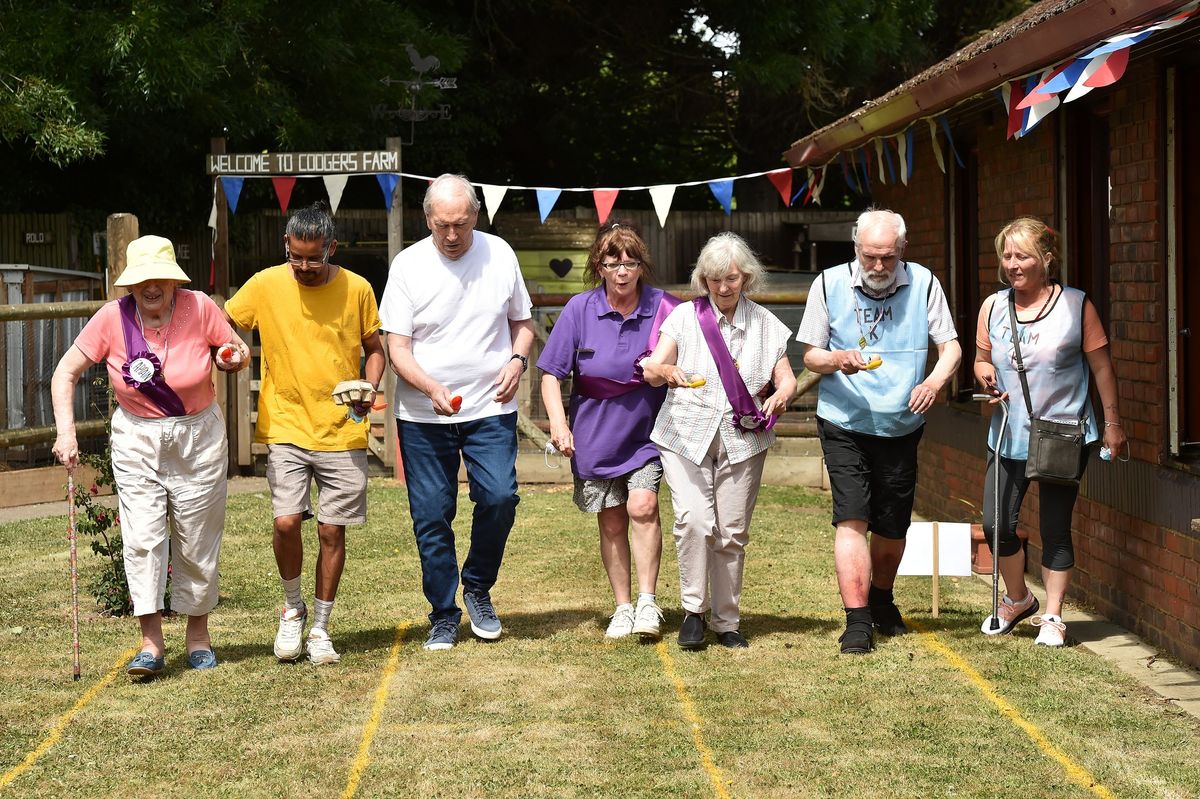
[379,231,533,423]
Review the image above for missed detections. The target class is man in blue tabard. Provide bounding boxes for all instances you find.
[797,209,961,655]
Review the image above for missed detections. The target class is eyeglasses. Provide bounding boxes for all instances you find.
[285,246,329,269]
[599,261,642,273]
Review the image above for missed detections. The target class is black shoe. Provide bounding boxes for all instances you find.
[716,630,748,648]
[839,625,875,655]
[678,613,707,650]
[870,602,908,636]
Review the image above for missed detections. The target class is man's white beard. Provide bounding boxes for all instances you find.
[864,270,897,294]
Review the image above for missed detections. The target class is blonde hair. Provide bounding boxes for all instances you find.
[994,217,1061,284]
[690,232,767,295]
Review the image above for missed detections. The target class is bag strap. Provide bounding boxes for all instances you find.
[1006,291,1035,417]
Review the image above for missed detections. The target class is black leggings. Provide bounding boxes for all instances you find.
[981,452,1084,570]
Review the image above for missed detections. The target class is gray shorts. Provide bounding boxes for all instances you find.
[266,444,369,526]
[573,460,663,513]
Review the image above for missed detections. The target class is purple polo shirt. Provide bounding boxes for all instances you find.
[537,285,670,480]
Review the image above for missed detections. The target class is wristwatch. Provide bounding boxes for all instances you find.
[510,353,529,373]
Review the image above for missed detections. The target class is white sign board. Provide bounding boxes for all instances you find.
[896,522,972,577]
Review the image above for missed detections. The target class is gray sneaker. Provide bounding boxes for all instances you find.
[463,590,502,640]
[423,617,459,651]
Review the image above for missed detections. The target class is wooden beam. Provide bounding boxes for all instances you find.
[105,213,138,299]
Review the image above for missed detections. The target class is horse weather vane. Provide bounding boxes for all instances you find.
[376,45,457,145]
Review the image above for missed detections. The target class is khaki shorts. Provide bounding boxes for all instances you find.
[266,444,368,526]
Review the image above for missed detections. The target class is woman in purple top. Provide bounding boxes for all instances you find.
[538,222,678,640]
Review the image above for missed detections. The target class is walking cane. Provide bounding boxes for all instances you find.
[974,393,1009,633]
[67,470,81,681]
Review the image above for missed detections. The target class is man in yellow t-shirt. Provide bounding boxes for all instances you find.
[225,201,384,666]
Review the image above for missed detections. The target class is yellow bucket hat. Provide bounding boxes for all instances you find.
[114,235,192,287]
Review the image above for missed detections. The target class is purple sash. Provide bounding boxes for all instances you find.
[118,295,186,417]
[693,296,776,433]
[575,292,681,400]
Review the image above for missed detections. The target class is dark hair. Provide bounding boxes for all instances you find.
[584,220,656,288]
[285,201,336,246]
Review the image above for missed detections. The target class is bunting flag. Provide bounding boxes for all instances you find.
[840,153,859,194]
[1062,53,1109,103]
[648,184,676,228]
[708,179,734,215]
[1083,46,1130,88]
[881,138,897,183]
[208,180,218,229]
[811,167,828,205]
[802,168,816,205]
[766,168,793,206]
[271,176,296,213]
[791,177,809,205]
[481,184,507,225]
[220,177,245,215]
[938,115,964,168]
[856,148,871,193]
[896,130,912,185]
[536,188,561,223]
[592,189,619,224]
[323,175,348,215]
[1001,79,1029,140]
[873,138,888,185]
[376,173,399,211]
[1020,72,1058,136]
[927,118,946,174]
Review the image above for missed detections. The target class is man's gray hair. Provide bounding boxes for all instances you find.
[285,202,336,245]
[423,173,481,215]
[852,209,907,248]
[690,232,768,295]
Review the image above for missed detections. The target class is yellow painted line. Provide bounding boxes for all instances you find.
[912,622,1114,799]
[655,641,732,799]
[0,646,137,790]
[340,622,410,799]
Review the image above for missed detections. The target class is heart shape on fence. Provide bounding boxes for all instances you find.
[549,258,573,278]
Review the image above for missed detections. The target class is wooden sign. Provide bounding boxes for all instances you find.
[206,150,400,176]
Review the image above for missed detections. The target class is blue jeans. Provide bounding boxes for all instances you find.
[398,413,520,623]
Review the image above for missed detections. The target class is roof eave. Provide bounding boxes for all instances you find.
[784,0,1186,167]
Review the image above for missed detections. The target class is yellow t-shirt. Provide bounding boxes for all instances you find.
[225,264,381,451]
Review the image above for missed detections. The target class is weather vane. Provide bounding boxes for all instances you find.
[376,45,458,145]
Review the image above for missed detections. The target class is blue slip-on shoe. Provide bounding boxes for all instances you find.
[186,649,218,670]
[127,651,165,677]
[463,590,502,640]
[423,617,460,651]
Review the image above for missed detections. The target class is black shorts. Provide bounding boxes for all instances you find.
[817,418,923,539]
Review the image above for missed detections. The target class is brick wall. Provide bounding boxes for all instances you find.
[859,59,1199,668]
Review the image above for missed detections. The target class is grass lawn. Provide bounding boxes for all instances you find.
[1,481,1198,798]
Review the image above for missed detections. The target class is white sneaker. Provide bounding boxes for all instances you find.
[605,605,635,639]
[306,628,341,664]
[632,600,664,640]
[980,592,1039,635]
[274,605,307,661]
[1033,614,1067,647]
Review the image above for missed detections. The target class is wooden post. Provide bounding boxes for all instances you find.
[105,214,138,300]
[931,521,941,618]
[385,136,404,482]
[211,137,230,296]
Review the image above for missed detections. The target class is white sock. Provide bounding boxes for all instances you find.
[312,598,335,632]
[281,576,304,611]
[636,592,656,607]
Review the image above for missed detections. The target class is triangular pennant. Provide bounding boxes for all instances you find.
[208,180,218,229]
[874,139,888,185]
[1004,80,1028,140]
[841,153,859,194]
[811,167,828,205]
[856,148,871,193]
[1022,72,1059,135]
[881,138,897,183]
[481,184,508,226]
[1080,30,1152,60]
[592,189,619,224]
[896,131,910,185]
[1037,58,1089,96]
[220,177,245,216]
[791,178,809,206]
[937,116,964,168]
[648,185,676,228]
[272,176,297,213]
[708,179,734,215]
[927,118,946,174]
[766,169,792,206]
[1063,54,1108,103]
[323,175,348,215]
[376,173,399,211]
[536,188,562,224]
[1018,62,1072,109]
[1083,47,1130,88]
[802,168,816,205]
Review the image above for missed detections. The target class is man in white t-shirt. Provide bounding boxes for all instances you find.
[379,173,534,651]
